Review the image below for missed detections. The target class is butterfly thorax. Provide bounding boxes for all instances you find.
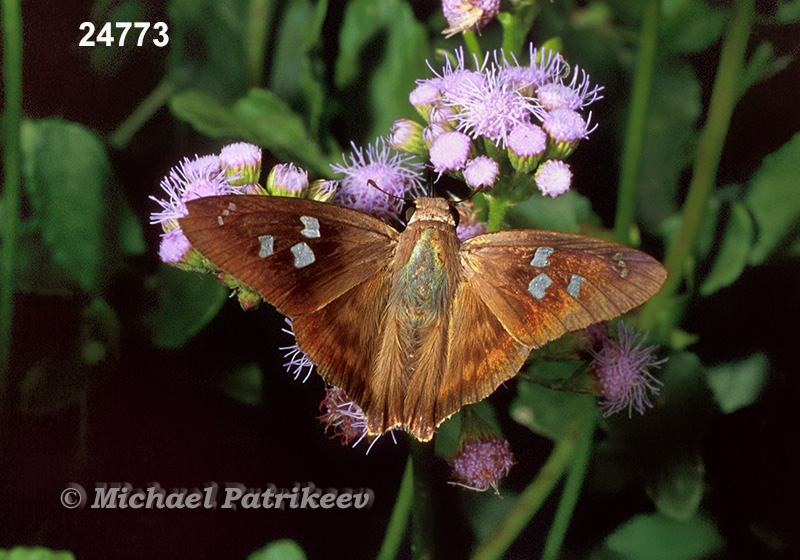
[380,200,462,392]
[394,198,461,324]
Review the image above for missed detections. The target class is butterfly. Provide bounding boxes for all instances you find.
[179,195,667,441]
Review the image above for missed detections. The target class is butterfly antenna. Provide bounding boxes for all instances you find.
[448,189,479,204]
[367,179,414,202]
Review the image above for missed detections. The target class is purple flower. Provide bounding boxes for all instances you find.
[317,386,373,448]
[542,108,595,158]
[389,118,426,155]
[508,122,547,172]
[182,154,221,178]
[463,156,499,190]
[442,0,500,36]
[409,81,442,117]
[331,139,425,222]
[591,322,666,417]
[414,44,601,159]
[266,163,309,197]
[158,227,192,264]
[422,122,449,148]
[497,46,566,96]
[534,160,572,198]
[307,179,339,203]
[537,67,603,111]
[150,150,245,264]
[450,437,515,493]
[150,153,242,230]
[219,142,262,185]
[446,63,538,148]
[429,131,472,174]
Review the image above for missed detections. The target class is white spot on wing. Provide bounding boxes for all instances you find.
[258,235,274,258]
[217,216,224,226]
[291,242,315,268]
[300,216,320,238]
[528,273,552,300]
[567,274,585,298]
[228,202,237,211]
[531,247,554,268]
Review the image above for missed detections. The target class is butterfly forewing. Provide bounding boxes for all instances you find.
[180,195,398,316]
[461,230,667,348]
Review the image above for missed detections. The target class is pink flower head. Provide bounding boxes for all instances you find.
[450,437,515,493]
[536,66,603,111]
[317,386,373,448]
[591,322,667,417]
[446,63,538,148]
[219,142,262,184]
[429,131,472,174]
[266,163,309,197]
[463,155,499,190]
[331,139,425,222]
[534,159,572,198]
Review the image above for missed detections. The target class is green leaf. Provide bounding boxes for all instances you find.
[169,89,333,175]
[511,372,588,441]
[745,131,800,264]
[247,539,307,560]
[268,0,329,137]
[699,201,754,295]
[660,0,727,53]
[604,514,724,560]
[636,63,701,231]
[647,456,705,521]
[221,363,263,406]
[506,190,600,233]
[4,223,75,296]
[167,0,251,101]
[336,0,429,140]
[142,266,229,348]
[0,547,76,560]
[116,198,147,257]
[777,0,800,22]
[22,118,114,294]
[705,353,769,414]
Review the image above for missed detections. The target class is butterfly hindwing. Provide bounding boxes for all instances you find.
[460,230,667,348]
[180,195,399,316]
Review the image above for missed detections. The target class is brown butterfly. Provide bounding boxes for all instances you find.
[179,195,666,441]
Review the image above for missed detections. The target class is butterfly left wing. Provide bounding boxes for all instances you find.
[459,230,667,348]
[179,195,399,316]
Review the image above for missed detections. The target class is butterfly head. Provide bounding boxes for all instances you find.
[405,197,460,227]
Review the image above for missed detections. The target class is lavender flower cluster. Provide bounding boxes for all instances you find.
[391,44,602,198]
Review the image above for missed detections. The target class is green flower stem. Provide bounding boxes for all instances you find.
[463,30,483,63]
[410,440,436,560]
[470,408,590,560]
[613,0,660,245]
[638,0,754,330]
[486,195,511,233]
[1,0,24,399]
[499,2,540,55]
[377,455,414,560]
[542,399,597,560]
[108,77,178,150]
